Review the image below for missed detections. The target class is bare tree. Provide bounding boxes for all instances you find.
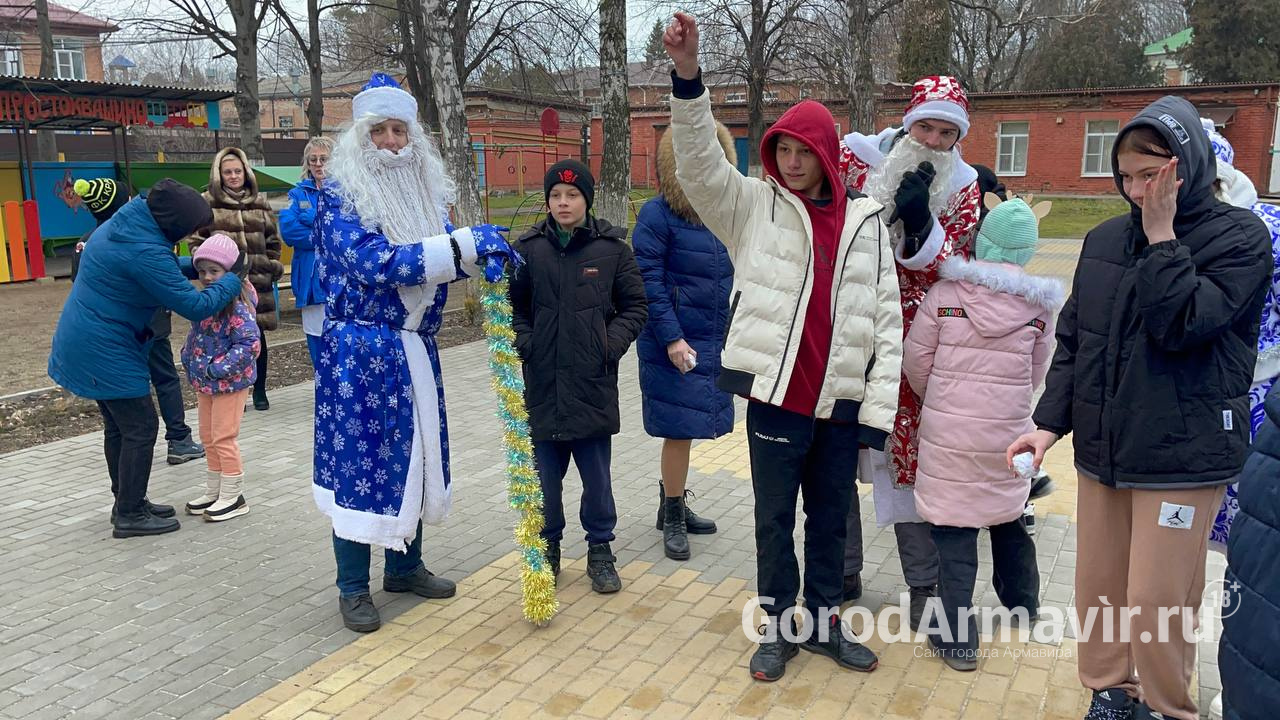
[420,0,483,226]
[268,0,326,135]
[34,0,57,161]
[128,0,272,161]
[596,0,630,225]
[845,0,904,133]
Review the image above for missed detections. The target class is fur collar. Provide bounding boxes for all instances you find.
[657,121,737,224]
[939,257,1064,311]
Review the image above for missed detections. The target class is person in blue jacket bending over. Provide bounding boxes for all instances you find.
[49,178,246,539]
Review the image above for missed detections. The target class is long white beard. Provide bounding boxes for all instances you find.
[864,136,957,221]
[353,143,446,243]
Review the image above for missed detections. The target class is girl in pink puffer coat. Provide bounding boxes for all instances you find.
[901,196,1063,667]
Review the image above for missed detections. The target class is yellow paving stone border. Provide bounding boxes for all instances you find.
[227,551,1093,719]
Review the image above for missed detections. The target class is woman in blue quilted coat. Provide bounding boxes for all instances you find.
[634,123,736,560]
[1220,381,1280,720]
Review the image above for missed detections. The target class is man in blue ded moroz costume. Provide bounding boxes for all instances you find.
[312,72,518,632]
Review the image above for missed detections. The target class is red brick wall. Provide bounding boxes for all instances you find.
[873,85,1279,196]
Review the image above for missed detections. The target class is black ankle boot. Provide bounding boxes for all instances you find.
[662,496,690,560]
[586,542,621,593]
[656,483,718,534]
[546,540,560,578]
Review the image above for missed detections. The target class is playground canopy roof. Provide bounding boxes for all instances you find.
[0,76,233,130]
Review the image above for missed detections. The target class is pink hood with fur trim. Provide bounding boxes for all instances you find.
[902,258,1063,528]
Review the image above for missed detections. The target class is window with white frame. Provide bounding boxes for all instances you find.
[723,91,746,103]
[1082,120,1120,176]
[996,121,1029,176]
[54,38,86,80]
[279,115,294,128]
[0,46,21,76]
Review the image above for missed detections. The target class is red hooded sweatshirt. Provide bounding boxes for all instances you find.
[760,101,849,417]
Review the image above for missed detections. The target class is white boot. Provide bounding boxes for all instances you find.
[1210,692,1223,720]
[204,472,248,522]
[186,471,221,515]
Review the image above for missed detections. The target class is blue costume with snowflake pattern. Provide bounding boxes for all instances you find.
[311,180,468,551]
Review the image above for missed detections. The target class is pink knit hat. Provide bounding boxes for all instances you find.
[192,233,239,271]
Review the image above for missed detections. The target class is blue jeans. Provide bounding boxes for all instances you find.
[305,334,323,370]
[332,520,424,597]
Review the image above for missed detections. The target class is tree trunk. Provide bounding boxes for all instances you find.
[397,0,438,129]
[228,0,265,162]
[744,0,767,177]
[421,0,482,225]
[34,0,57,161]
[845,0,877,134]
[596,0,631,226]
[305,0,324,135]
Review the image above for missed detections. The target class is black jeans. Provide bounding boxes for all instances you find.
[97,396,160,516]
[146,333,191,442]
[929,520,1040,655]
[254,329,269,396]
[747,401,859,620]
[534,437,617,544]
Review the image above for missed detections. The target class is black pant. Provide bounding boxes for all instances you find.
[254,329,268,396]
[146,333,191,442]
[97,396,160,516]
[929,520,1040,654]
[534,437,616,544]
[747,401,859,619]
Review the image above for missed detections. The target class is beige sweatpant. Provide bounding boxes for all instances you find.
[1075,475,1224,720]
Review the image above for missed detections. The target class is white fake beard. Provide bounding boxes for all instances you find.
[864,135,957,222]
[355,142,444,244]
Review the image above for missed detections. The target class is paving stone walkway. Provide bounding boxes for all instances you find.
[0,237,1226,719]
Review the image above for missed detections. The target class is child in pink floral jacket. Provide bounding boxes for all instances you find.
[180,233,261,522]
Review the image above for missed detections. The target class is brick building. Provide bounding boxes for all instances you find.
[0,0,117,82]
[880,82,1280,197]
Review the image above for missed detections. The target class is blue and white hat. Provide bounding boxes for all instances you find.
[1201,117,1234,166]
[352,72,417,124]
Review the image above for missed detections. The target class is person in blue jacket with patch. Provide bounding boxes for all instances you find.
[48,178,245,539]
[633,123,734,561]
[279,136,333,367]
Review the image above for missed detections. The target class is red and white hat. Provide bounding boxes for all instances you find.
[903,76,970,140]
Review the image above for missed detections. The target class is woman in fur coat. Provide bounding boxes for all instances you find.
[187,147,284,410]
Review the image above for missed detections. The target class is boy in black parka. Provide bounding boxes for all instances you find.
[509,160,648,594]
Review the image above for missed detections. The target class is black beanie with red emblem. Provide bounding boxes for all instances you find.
[544,159,595,210]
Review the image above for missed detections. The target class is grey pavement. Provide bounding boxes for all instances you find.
[0,289,1223,718]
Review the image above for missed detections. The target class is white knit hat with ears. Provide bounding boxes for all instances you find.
[352,72,417,123]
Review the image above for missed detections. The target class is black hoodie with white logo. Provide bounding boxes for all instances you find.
[1033,96,1272,488]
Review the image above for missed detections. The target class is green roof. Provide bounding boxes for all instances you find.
[252,166,304,192]
[1145,28,1192,56]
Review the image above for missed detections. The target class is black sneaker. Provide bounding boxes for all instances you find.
[384,566,456,598]
[1029,471,1056,500]
[586,542,621,594]
[1023,504,1038,536]
[909,585,937,632]
[1132,701,1166,719]
[748,625,798,682]
[1084,688,1135,720]
[112,510,180,538]
[926,634,978,672]
[339,594,381,633]
[166,438,206,465]
[842,574,863,603]
[110,497,176,524]
[800,615,879,672]
[545,540,560,578]
[252,388,270,411]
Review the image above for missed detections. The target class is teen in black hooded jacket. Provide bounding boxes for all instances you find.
[1009,97,1270,720]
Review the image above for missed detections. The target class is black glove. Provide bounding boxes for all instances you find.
[888,161,936,239]
[229,250,247,278]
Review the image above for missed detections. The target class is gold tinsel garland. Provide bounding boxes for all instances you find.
[479,278,558,625]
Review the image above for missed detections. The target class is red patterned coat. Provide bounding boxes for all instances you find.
[839,129,981,487]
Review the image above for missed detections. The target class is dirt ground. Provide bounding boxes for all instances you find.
[0,278,484,455]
